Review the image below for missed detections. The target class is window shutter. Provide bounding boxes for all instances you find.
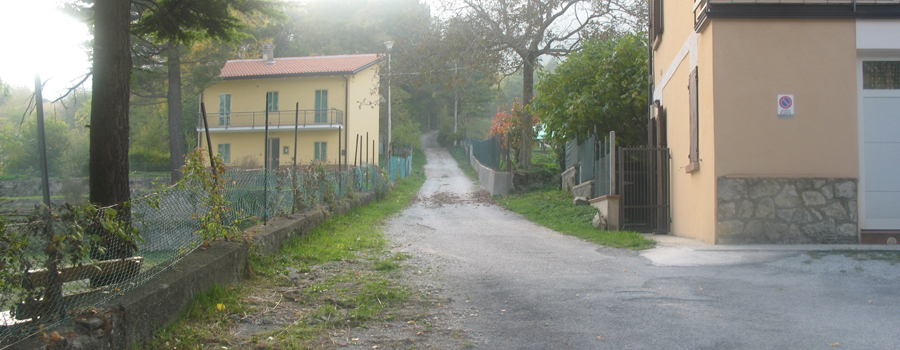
[687,66,699,173]
[315,142,320,161]
[322,142,327,162]
[652,0,664,48]
[658,106,667,148]
[219,94,231,126]
[267,92,278,111]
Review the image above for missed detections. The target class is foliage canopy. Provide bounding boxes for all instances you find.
[534,33,648,147]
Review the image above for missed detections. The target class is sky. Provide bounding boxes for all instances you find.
[0,0,91,99]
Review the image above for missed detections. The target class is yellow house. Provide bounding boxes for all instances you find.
[650,0,900,244]
[198,47,381,170]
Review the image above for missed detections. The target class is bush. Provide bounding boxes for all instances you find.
[130,150,170,172]
[438,124,465,147]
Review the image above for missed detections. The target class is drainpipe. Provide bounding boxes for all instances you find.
[648,27,655,148]
[343,75,349,168]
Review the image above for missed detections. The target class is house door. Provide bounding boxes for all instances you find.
[267,138,280,170]
[860,60,900,230]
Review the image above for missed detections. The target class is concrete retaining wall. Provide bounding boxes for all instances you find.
[17,193,378,349]
[468,146,512,195]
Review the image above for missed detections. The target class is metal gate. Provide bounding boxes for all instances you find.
[617,148,670,234]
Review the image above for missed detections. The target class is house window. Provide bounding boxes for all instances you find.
[863,61,900,90]
[218,94,231,126]
[314,142,327,162]
[651,0,664,48]
[686,67,699,173]
[217,143,231,164]
[267,91,279,111]
[315,90,328,123]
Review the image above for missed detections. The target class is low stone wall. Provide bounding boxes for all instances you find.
[251,192,377,255]
[561,166,577,192]
[717,177,858,244]
[468,146,512,195]
[572,181,593,199]
[20,193,379,349]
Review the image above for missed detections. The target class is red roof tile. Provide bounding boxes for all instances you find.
[220,54,381,80]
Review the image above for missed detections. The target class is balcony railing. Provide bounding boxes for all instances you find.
[199,108,344,130]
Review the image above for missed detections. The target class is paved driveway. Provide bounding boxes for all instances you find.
[385,132,900,350]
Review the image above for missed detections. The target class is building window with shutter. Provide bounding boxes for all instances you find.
[651,0,664,49]
[315,142,327,162]
[315,90,328,123]
[218,94,231,126]
[686,67,699,174]
[217,143,231,164]
[267,91,279,111]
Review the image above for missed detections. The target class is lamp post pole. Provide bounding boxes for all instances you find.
[384,41,393,181]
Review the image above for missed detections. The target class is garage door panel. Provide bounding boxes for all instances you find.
[864,192,900,219]
[863,143,900,192]
[863,97,900,142]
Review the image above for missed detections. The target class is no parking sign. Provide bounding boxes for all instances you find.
[778,94,794,118]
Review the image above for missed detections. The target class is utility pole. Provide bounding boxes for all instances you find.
[384,41,394,181]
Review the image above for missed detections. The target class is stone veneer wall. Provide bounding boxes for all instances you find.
[717,177,858,244]
[561,166,577,192]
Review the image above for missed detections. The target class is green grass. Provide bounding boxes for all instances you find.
[807,250,900,265]
[497,189,656,250]
[448,146,478,181]
[144,148,427,349]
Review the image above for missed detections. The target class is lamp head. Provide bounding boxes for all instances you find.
[384,41,394,50]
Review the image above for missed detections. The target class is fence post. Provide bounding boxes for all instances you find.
[609,131,616,195]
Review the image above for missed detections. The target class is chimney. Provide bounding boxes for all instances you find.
[262,43,275,62]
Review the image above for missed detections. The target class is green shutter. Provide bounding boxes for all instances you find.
[217,144,230,164]
[315,90,328,123]
[314,142,327,161]
[219,94,231,125]
[267,91,278,111]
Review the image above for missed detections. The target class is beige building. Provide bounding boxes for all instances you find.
[198,47,381,170]
[650,0,900,244]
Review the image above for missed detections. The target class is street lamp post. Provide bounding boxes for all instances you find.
[384,41,393,181]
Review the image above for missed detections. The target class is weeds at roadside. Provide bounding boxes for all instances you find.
[144,150,432,349]
[803,250,900,265]
[448,146,478,181]
[497,189,656,250]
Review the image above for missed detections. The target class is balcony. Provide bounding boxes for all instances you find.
[199,108,344,131]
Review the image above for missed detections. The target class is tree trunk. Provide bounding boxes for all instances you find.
[90,0,134,263]
[519,53,535,170]
[167,43,185,183]
[90,0,132,209]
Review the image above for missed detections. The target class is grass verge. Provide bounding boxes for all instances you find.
[448,146,477,181]
[808,250,900,264]
[144,148,427,349]
[497,189,656,250]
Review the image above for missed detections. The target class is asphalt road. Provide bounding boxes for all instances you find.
[385,131,900,350]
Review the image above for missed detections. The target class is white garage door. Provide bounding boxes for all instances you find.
[861,60,900,230]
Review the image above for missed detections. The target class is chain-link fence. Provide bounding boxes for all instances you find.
[0,161,395,347]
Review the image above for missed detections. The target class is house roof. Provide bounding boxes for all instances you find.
[219,54,381,80]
